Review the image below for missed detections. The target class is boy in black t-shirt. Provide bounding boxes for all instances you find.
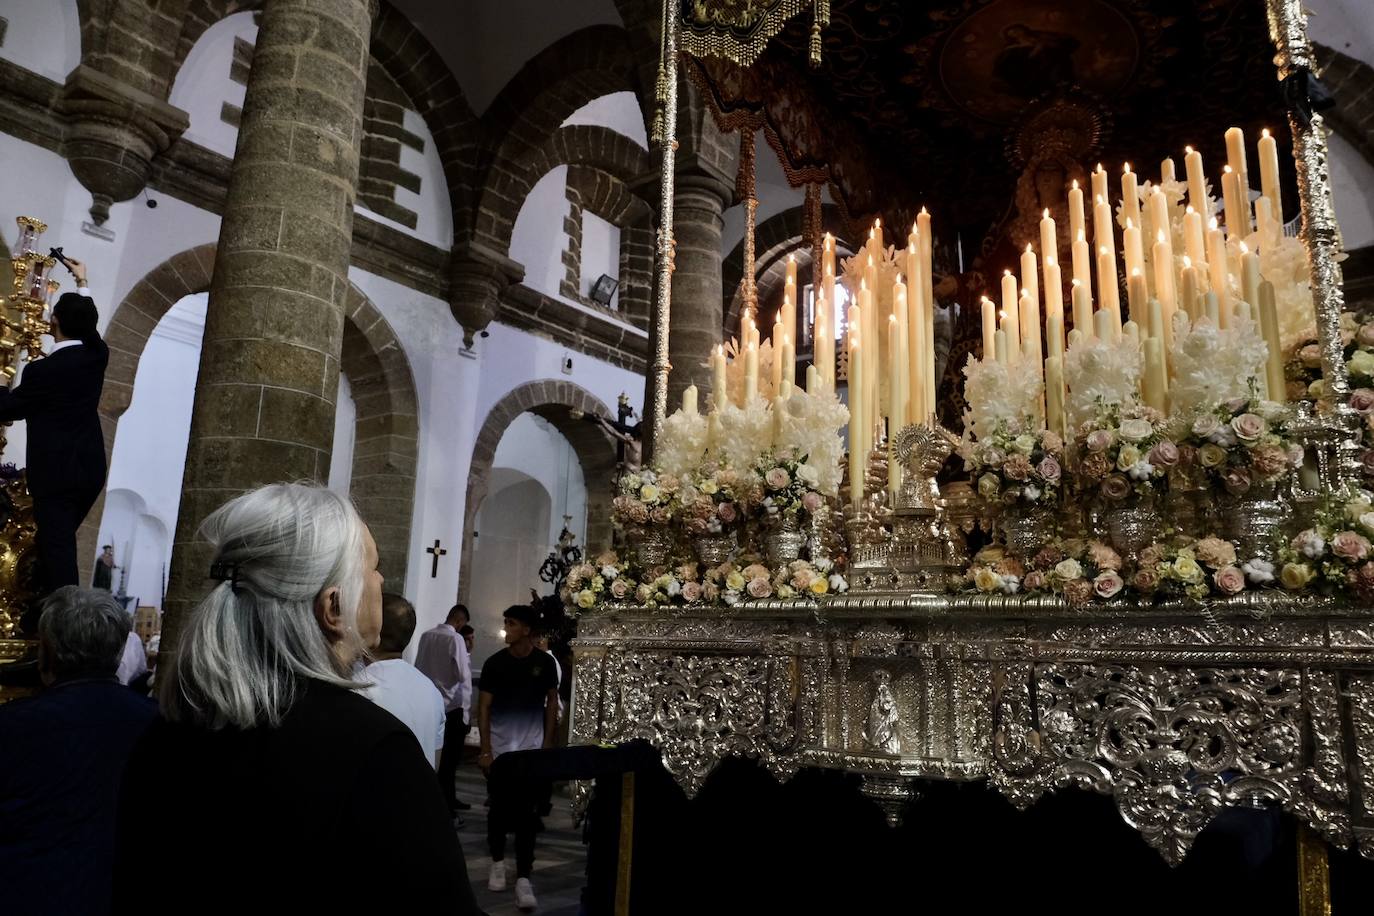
[478,605,558,910]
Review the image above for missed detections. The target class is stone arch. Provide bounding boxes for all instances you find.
[1315,43,1374,172]
[91,244,420,583]
[722,204,856,340]
[474,25,641,249]
[457,381,617,604]
[564,162,655,327]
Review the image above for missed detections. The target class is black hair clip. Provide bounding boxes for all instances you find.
[208,561,240,589]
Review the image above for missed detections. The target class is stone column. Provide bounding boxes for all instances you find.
[662,173,731,413]
[161,0,375,652]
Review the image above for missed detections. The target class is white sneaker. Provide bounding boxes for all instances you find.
[515,877,537,911]
[487,858,506,892]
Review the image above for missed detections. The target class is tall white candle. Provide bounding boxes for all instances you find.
[1160,156,1176,183]
[743,342,759,404]
[712,345,728,409]
[980,296,996,362]
[1040,208,1058,270]
[848,334,864,508]
[1093,195,1114,259]
[1206,217,1231,327]
[918,207,935,420]
[1069,180,1086,245]
[1044,258,1065,352]
[781,333,795,388]
[1184,145,1209,219]
[1071,279,1093,339]
[1225,126,1251,232]
[1240,242,1261,308]
[1258,280,1286,401]
[994,329,1008,365]
[771,316,785,392]
[784,254,797,341]
[1222,166,1245,239]
[1121,164,1141,237]
[1071,231,1092,290]
[1183,206,1206,268]
[1091,163,1109,218]
[1021,244,1040,314]
[1152,229,1177,354]
[682,384,698,416]
[1258,128,1284,228]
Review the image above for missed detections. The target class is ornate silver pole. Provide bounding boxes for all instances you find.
[644,0,679,463]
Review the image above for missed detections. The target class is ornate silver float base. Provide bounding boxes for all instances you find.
[572,592,1374,867]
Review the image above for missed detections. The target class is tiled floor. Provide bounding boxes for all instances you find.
[453,764,587,916]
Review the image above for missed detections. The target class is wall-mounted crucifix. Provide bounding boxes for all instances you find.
[426,539,447,578]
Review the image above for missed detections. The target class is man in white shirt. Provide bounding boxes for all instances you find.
[114,630,147,687]
[361,593,445,769]
[415,603,474,815]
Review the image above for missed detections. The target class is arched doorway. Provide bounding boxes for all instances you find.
[92,246,420,590]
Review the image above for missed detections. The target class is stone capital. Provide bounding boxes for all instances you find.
[57,64,190,224]
[448,242,525,347]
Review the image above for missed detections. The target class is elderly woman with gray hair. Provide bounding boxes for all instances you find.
[112,484,480,914]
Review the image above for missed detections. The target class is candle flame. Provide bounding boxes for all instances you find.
[717,344,724,356]
[1186,205,1195,214]
[1071,279,1081,287]
[1003,269,1012,277]
[1157,230,1166,243]
[867,255,873,267]
[1095,193,1104,205]
[1126,217,1134,229]
[1208,217,1219,230]
[1043,208,1050,219]
[861,278,867,290]
[868,228,875,240]
[1000,310,1007,320]
[908,243,916,254]
[875,218,882,228]
[1025,243,1033,253]
[1124,162,1132,173]
[1021,288,1029,297]
[1072,179,1079,190]
[1183,255,1193,268]
[1046,256,1057,267]
[784,333,791,344]
[920,206,928,216]
[1223,165,1233,174]
[1076,230,1085,242]
[1185,145,1194,155]
[889,314,896,323]
[1239,241,1250,254]
[788,252,795,263]
[1262,128,1271,139]
[895,274,903,285]
[1096,162,1104,172]
[1099,245,1109,256]
[1132,267,1142,277]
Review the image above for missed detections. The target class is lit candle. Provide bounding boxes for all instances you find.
[1184,146,1208,219]
[1258,128,1284,228]
[1123,218,1145,283]
[1225,126,1251,230]
[1254,195,1275,252]
[1097,244,1120,320]
[1152,229,1177,353]
[1258,280,1286,401]
[1020,287,1041,374]
[743,341,759,404]
[1040,208,1058,270]
[981,296,997,362]
[784,254,798,341]
[1021,243,1040,314]
[872,218,884,255]
[1071,279,1093,339]
[888,314,905,477]
[918,207,935,419]
[1091,163,1108,218]
[1121,164,1141,237]
[682,384,698,416]
[1046,309,1065,361]
[1222,166,1245,239]
[1093,194,1114,258]
[1240,241,1261,308]
[781,333,795,388]
[1001,270,1020,362]
[1127,268,1147,325]
[1147,186,1170,248]
[1143,337,1168,413]
[824,234,837,384]
[1071,230,1092,290]
[848,334,864,508]
[771,315,785,392]
[907,241,925,423]
[1160,156,1176,183]
[1043,257,1065,352]
[1183,206,1206,269]
[1045,354,1066,441]
[814,295,831,392]
[712,345,728,409]
[1180,257,1199,322]
[1206,217,1231,327]
[1069,179,1086,245]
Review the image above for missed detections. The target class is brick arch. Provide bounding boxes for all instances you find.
[479,123,651,256]
[565,163,655,327]
[723,204,856,340]
[457,381,617,604]
[90,244,420,583]
[474,25,641,248]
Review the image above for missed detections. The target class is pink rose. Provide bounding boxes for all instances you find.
[765,467,791,490]
[1100,474,1132,501]
[1132,567,1162,593]
[610,578,630,600]
[1140,545,1165,568]
[1222,466,1253,495]
[1087,541,1123,571]
[802,491,824,513]
[1037,455,1062,482]
[681,581,703,603]
[1148,440,1180,469]
[1352,389,1374,414]
[1093,570,1124,598]
[1023,570,1047,590]
[1086,429,1114,453]
[1332,530,1372,561]
[716,502,737,524]
[1213,565,1246,595]
[1231,413,1267,443]
[746,576,772,599]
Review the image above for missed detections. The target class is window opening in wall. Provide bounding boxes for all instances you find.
[801,281,852,352]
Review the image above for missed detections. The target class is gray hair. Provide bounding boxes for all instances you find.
[160,483,370,729]
[38,586,131,681]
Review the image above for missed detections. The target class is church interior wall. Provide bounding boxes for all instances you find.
[510,166,573,300]
[0,0,82,84]
[1330,129,1374,251]
[562,91,649,150]
[165,10,255,160]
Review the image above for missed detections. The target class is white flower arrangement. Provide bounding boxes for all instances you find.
[960,354,1042,445]
[772,386,849,496]
[657,407,710,477]
[711,399,774,472]
[1167,311,1268,416]
[1063,333,1143,432]
[721,336,780,406]
[1257,233,1317,352]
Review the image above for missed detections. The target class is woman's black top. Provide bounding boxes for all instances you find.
[113,679,479,913]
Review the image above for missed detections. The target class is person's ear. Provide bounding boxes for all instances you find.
[315,586,347,642]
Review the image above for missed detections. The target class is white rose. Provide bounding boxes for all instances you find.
[796,463,820,487]
[1360,512,1374,536]
[1054,558,1084,580]
[1118,418,1154,442]
[1012,434,1036,455]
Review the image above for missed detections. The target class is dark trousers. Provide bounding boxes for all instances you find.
[33,486,101,596]
[438,710,469,813]
[487,771,541,878]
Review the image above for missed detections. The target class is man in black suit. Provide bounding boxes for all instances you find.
[0,258,109,598]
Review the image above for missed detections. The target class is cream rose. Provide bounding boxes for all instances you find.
[1118,418,1154,442]
[1280,562,1316,590]
[1054,558,1084,581]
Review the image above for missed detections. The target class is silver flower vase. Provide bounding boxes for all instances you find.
[692,529,738,566]
[765,515,806,567]
[1102,496,1164,556]
[1000,505,1054,559]
[629,527,672,569]
[1216,481,1290,563]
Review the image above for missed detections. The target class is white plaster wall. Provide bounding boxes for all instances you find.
[1308,0,1374,69]
[167,11,256,159]
[1330,132,1374,252]
[562,91,647,149]
[355,108,455,249]
[510,166,570,299]
[580,210,620,308]
[0,0,81,82]
[328,373,356,496]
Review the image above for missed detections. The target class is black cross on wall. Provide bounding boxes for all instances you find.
[426,539,447,578]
